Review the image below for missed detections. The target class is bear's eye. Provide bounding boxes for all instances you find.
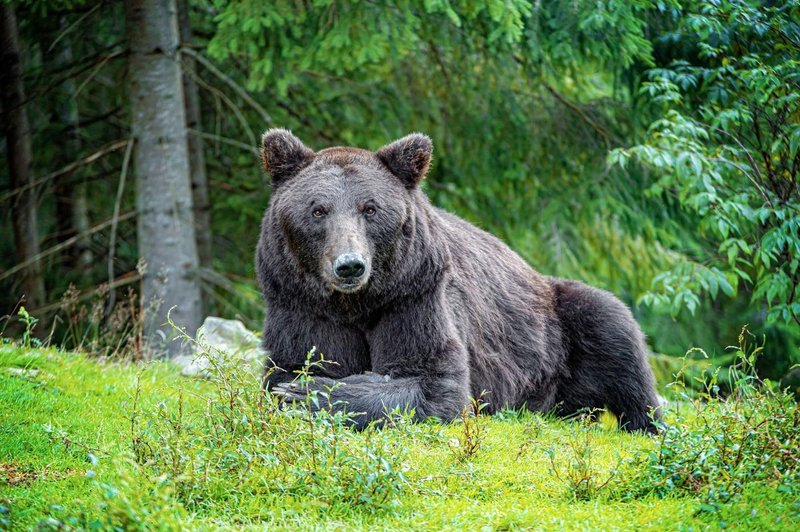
[364,206,377,217]
[312,207,326,218]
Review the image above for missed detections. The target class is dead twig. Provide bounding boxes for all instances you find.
[188,129,259,157]
[47,3,104,53]
[33,271,142,316]
[181,47,272,126]
[187,68,257,148]
[0,212,136,283]
[1,139,128,203]
[105,139,135,318]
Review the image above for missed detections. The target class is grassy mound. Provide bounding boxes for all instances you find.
[1,342,797,530]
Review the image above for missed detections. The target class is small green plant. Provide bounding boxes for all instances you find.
[515,412,548,460]
[628,326,800,513]
[545,417,622,501]
[122,319,410,517]
[448,393,489,463]
[0,503,9,530]
[16,306,39,349]
[97,459,189,530]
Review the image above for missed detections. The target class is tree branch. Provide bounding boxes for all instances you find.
[46,2,104,53]
[0,139,128,202]
[188,129,259,157]
[543,82,613,149]
[181,47,272,126]
[187,67,257,148]
[0,212,136,283]
[105,139,134,317]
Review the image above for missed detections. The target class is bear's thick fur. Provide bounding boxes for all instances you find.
[256,130,661,432]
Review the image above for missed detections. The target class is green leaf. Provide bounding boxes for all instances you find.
[719,276,735,297]
[790,126,800,159]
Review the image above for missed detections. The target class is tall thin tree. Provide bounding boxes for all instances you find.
[1,3,46,311]
[125,0,202,355]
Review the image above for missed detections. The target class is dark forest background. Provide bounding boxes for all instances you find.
[1,0,798,383]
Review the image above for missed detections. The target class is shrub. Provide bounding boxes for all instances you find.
[626,327,800,512]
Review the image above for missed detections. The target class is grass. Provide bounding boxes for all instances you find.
[1,340,798,530]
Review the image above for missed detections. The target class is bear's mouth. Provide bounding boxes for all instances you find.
[331,278,368,294]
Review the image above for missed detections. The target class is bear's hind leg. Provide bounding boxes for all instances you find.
[552,280,661,434]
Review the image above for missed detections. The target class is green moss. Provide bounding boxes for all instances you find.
[1,344,797,530]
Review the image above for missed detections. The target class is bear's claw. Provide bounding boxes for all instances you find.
[271,382,308,401]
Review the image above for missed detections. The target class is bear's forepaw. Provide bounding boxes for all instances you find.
[271,377,341,408]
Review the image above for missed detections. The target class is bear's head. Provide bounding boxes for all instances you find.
[260,129,433,296]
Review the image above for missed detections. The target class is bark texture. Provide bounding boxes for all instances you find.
[178,0,212,309]
[126,0,202,355]
[1,4,46,310]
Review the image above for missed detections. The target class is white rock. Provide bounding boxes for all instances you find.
[6,367,40,377]
[174,317,263,378]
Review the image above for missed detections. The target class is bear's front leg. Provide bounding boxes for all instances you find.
[271,293,471,429]
[272,367,468,429]
[272,373,427,429]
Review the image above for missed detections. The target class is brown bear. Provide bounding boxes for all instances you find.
[256,129,661,432]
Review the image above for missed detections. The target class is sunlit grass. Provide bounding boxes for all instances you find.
[1,343,797,530]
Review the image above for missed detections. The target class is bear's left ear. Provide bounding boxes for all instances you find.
[376,133,433,188]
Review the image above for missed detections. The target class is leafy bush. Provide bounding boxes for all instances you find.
[610,0,800,327]
[625,327,800,512]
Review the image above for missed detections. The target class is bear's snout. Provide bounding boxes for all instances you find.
[333,253,367,280]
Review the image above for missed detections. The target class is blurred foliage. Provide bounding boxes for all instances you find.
[0,0,798,380]
[611,0,800,324]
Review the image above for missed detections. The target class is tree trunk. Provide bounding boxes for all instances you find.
[55,36,93,276]
[178,0,213,312]
[125,0,202,356]
[0,4,46,311]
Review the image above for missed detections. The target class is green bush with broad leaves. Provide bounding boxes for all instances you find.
[609,0,800,327]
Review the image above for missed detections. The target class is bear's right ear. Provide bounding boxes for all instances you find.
[260,128,315,187]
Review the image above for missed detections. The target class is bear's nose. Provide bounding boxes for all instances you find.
[333,253,366,279]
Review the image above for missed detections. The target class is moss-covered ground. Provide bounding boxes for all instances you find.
[1,343,797,530]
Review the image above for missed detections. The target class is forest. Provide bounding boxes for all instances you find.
[1,0,799,529]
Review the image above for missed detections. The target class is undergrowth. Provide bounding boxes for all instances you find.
[125,330,412,520]
[628,326,800,513]
[1,321,798,529]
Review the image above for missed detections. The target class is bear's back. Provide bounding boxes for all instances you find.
[430,207,565,409]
